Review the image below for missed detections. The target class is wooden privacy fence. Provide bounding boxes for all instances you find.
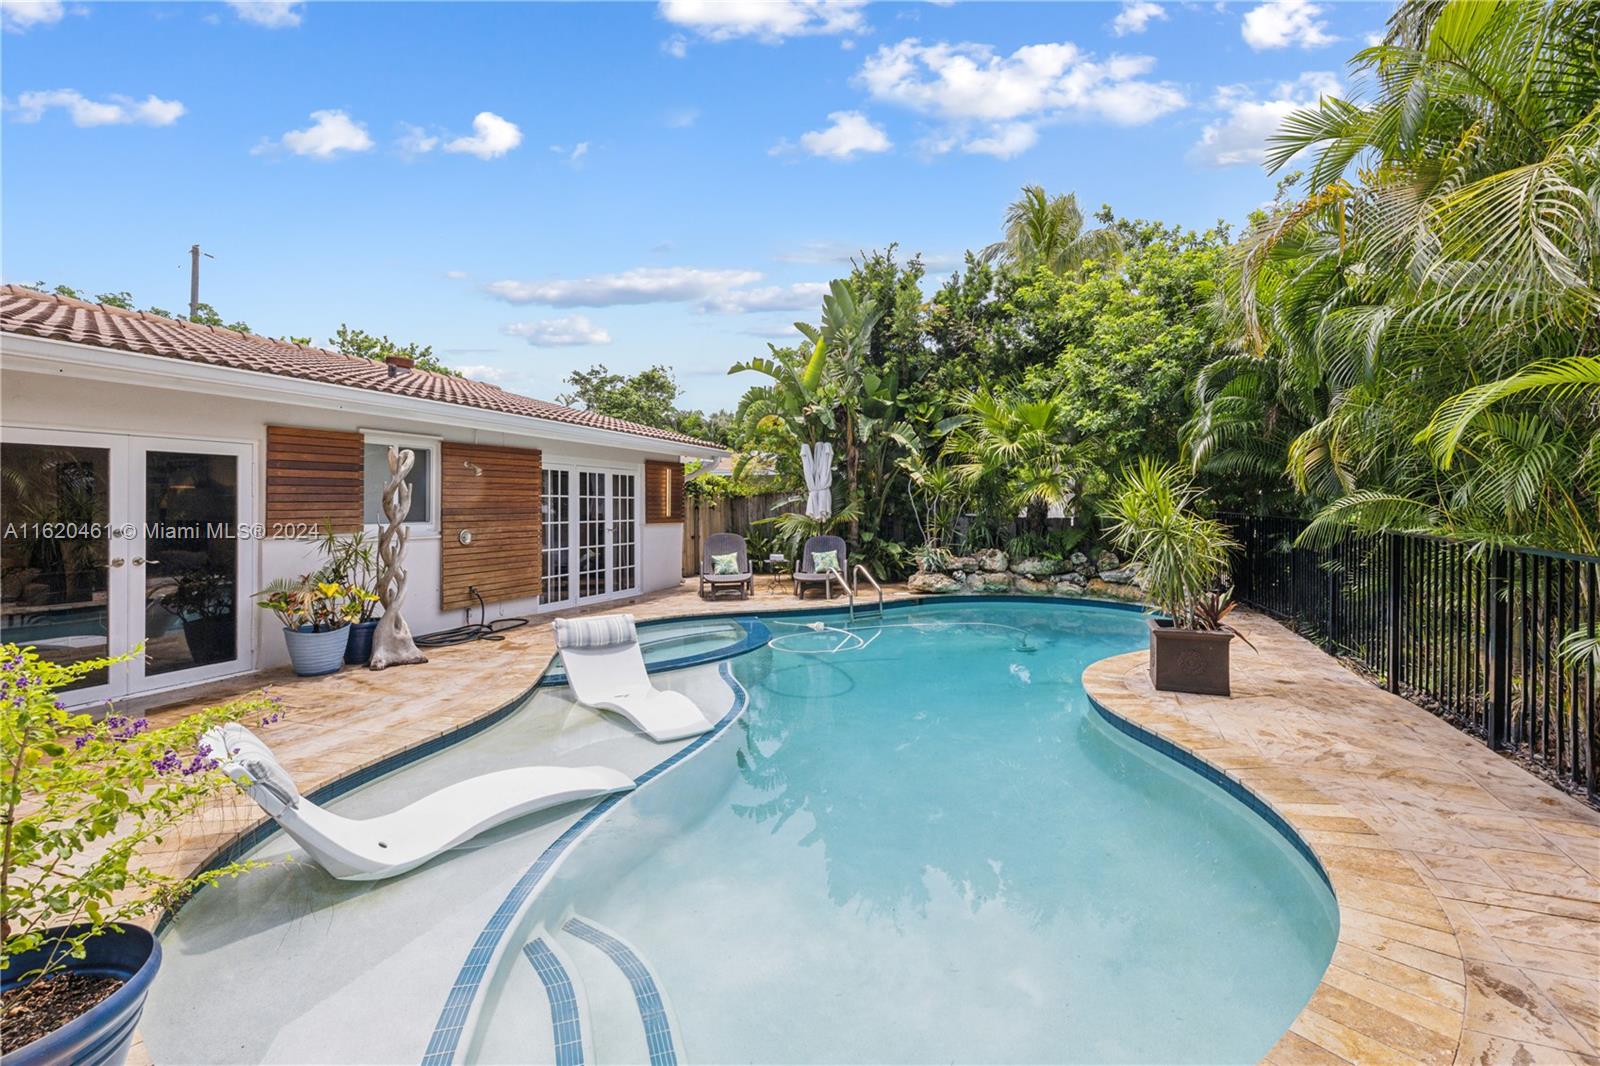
[681,491,800,576]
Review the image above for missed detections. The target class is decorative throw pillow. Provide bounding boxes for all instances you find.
[811,549,840,573]
[712,552,742,576]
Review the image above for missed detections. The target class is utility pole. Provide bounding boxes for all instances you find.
[188,244,214,320]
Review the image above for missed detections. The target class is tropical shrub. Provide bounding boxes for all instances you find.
[1,645,279,990]
[1103,460,1239,629]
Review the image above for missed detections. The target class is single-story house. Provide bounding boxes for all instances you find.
[0,285,723,706]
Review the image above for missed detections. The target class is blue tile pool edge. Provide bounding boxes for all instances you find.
[420,660,751,1066]
[1085,691,1336,895]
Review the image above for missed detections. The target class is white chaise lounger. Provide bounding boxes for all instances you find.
[554,614,712,742]
[203,723,635,881]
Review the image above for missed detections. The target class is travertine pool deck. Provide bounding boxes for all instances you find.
[1085,613,1600,1066]
[127,587,1597,1065]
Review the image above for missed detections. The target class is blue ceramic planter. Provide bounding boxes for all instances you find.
[344,619,378,665]
[1,924,160,1066]
[282,624,350,676]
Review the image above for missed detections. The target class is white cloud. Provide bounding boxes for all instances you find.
[1189,71,1340,167]
[659,0,867,43]
[661,32,689,57]
[665,107,699,128]
[961,121,1037,158]
[786,110,891,159]
[1241,0,1336,49]
[856,37,1185,158]
[454,364,506,381]
[1,0,65,32]
[1111,1,1166,36]
[444,111,522,159]
[444,269,469,280]
[396,123,439,158]
[699,282,828,313]
[10,89,185,127]
[485,267,764,307]
[255,109,373,158]
[550,141,590,167]
[226,1,302,28]
[504,315,613,347]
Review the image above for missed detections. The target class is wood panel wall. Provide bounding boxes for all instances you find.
[264,426,363,535]
[644,460,685,524]
[440,442,541,610]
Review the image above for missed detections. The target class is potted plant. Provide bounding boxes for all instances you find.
[256,576,350,676]
[158,570,236,664]
[315,530,382,666]
[1,644,278,1064]
[1104,459,1248,696]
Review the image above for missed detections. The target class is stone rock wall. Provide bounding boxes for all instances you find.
[910,547,1144,603]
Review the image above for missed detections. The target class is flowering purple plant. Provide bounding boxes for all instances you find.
[2,643,284,985]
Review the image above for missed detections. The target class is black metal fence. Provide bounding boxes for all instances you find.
[1225,514,1598,802]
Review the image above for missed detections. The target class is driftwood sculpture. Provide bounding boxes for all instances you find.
[369,446,428,670]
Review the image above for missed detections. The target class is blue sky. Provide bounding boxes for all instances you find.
[2,0,1388,410]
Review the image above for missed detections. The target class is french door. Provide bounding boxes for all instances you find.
[0,429,254,704]
[539,465,639,610]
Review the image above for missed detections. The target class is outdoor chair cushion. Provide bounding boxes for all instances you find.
[554,614,638,649]
[711,552,742,576]
[811,549,840,573]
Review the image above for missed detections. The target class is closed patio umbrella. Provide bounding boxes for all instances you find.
[801,442,833,520]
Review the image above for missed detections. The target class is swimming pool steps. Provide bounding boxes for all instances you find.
[521,917,681,1066]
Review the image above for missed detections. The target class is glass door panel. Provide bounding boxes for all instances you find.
[577,471,607,599]
[540,469,571,606]
[0,441,116,692]
[140,451,239,676]
[611,473,636,594]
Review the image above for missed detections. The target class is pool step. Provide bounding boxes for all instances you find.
[556,916,681,1066]
[521,931,593,1066]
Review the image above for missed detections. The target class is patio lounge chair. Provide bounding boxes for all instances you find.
[699,531,754,599]
[794,534,847,599]
[203,723,634,881]
[555,614,712,742]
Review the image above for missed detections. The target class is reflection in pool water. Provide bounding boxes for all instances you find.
[472,602,1338,1064]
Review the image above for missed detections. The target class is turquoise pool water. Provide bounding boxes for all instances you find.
[475,602,1338,1064]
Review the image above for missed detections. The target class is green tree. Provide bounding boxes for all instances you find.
[1189,0,1600,553]
[981,186,1123,274]
[557,364,680,427]
[329,324,459,376]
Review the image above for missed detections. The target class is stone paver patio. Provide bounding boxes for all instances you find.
[1085,614,1600,1066]
[124,585,1597,1065]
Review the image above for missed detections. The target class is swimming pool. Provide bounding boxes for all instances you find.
[475,602,1336,1064]
[145,600,1336,1065]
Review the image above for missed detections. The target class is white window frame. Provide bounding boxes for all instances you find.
[360,431,440,537]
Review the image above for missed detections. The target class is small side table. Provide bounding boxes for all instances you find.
[762,555,791,593]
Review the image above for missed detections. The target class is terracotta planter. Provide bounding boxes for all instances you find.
[0,923,160,1066]
[1147,618,1233,696]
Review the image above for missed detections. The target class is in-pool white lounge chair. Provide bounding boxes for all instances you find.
[203,723,634,881]
[555,614,712,742]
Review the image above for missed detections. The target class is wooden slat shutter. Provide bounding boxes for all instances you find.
[265,426,363,536]
[441,442,541,609]
[644,460,684,523]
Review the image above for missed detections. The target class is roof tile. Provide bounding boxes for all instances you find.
[0,285,718,450]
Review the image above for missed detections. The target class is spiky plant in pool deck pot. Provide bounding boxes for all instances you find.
[1104,459,1246,696]
[1,645,279,1064]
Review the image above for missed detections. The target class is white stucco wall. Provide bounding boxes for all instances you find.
[2,363,690,679]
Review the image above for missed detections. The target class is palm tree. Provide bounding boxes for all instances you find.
[796,279,883,537]
[981,186,1122,274]
[1185,0,1599,555]
[944,389,1095,535]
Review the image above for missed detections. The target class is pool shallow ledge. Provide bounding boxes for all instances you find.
[1081,649,1470,1066]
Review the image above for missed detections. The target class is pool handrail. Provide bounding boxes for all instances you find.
[852,564,885,621]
